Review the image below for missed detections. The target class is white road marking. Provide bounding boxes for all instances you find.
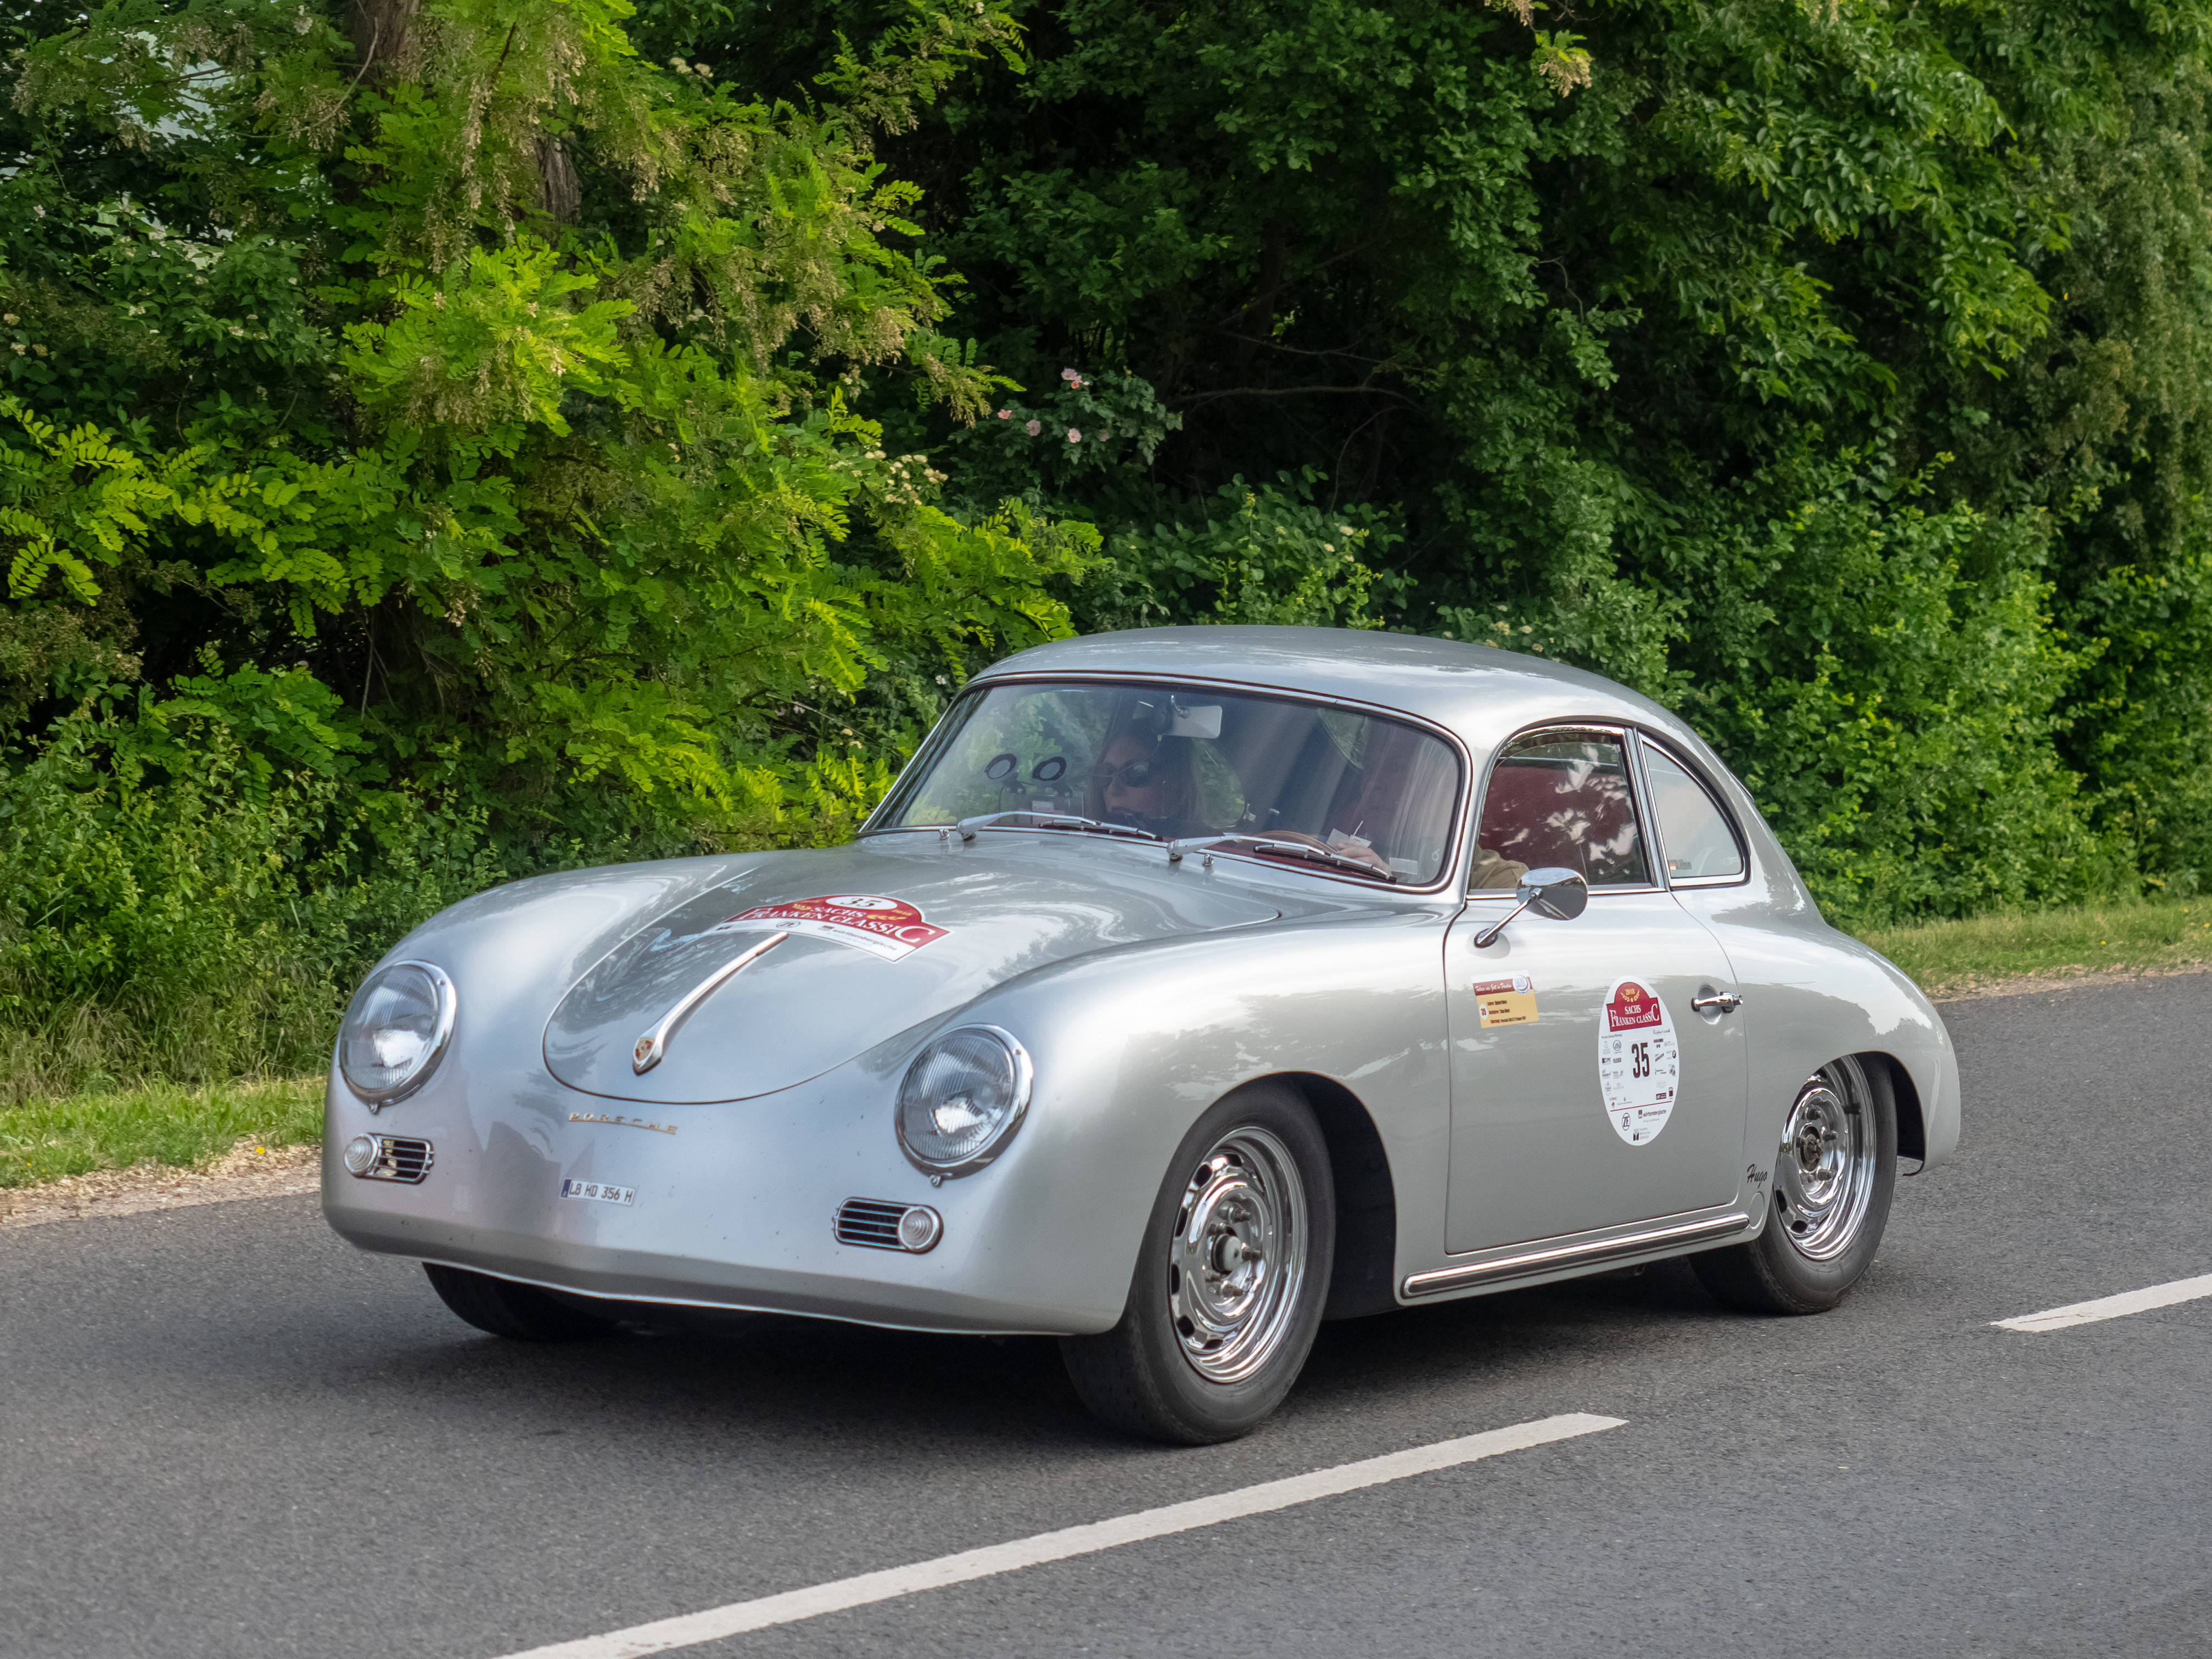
[491,1411,1623,1659]
[1994,1272,2212,1332]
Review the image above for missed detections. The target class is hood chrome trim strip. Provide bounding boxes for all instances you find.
[631,931,788,1074]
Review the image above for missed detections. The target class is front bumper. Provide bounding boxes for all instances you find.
[321,1053,1135,1337]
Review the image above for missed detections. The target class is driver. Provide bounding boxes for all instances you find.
[1096,718,1405,875]
[1089,732,1212,840]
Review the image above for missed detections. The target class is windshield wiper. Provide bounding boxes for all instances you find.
[955,811,1163,843]
[1168,834,1397,882]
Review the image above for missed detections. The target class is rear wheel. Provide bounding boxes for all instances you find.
[423,1263,618,1341]
[1693,1056,1896,1315]
[1061,1082,1334,1444]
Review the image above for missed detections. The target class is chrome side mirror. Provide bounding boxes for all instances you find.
[1473,866,1588,948]
[1520,866,1588,920]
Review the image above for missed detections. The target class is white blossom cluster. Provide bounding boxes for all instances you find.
[883,453,946,507]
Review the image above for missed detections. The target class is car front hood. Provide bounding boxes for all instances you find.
[542,837,1284,1104]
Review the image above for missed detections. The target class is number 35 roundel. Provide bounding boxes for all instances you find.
[1597,978,1680,1145]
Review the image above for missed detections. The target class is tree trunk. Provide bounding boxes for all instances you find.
[1234,228,1289,365]
[351,0,578,227]
[535,137,581,226]
[348,0,420,79]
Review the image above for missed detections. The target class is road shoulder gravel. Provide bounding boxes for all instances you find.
[0,1139,317,1230]
[1928,960,2212,1002]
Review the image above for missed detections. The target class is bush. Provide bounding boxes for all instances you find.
[0,708,506,1098]
[1664,453,2129,927]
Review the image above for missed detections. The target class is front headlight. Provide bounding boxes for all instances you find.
[339,960,457,1109]
[896,1024,1033,1176]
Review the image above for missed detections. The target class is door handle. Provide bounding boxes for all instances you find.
[1692,990,1744,1015]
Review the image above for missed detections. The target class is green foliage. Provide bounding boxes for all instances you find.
[1086,472,1404,632]
[1665,449,2119,922]
[0,0,1097,1080]
[0,708,501,1095]
[653,0,2212,926]
[0,0,1080,825]
[12,0,2212,1101]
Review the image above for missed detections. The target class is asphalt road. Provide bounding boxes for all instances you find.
[5,975,2209,1659]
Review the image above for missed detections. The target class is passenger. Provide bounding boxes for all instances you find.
[1468,844,1530,889]
[1315,722,1526,885]
[1298,724,1405,875]
[1302,832,1524,885]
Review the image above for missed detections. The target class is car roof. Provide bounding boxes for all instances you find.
[977,626,1711,761]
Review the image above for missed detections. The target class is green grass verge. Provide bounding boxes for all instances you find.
[0,1075,323,1190]
[1855,896,2212,996]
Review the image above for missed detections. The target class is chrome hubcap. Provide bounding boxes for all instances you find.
[1774,1060,1876,1261]
[1167,1126,1308,1384]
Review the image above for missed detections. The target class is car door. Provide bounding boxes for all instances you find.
[1444,725,1749,1255]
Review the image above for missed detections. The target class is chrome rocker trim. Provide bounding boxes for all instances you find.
[1402,1209,1756,1299]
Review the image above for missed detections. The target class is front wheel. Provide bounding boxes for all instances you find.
[1061,1083,1335,1444]
[1693,1055,1896,1315]
[423,1262,618,1341]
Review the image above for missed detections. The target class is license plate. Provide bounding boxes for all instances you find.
[560,1179,635,1206]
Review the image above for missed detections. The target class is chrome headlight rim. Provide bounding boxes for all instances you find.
[339,959,458,1109]
[895,1022,1034,1179]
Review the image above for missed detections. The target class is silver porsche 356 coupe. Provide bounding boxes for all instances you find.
[324,628,1958,1443]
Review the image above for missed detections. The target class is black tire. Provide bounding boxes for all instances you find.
[1061,1081,1335,1444]
[1693,1055,1897,1315]
[423,1262,618,1341]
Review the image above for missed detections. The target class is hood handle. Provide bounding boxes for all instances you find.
[631,932,789,1074]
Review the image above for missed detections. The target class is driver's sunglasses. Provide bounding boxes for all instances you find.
[1093,759,1159,789]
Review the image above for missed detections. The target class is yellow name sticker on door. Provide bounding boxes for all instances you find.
[1472,976,1539,1027]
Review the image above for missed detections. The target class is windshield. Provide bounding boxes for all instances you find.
[871,680,1464,884]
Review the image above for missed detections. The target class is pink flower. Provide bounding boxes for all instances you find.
[1060,367,1079,382]
[997,408,1011,419]
[1067,428,1082,443]
[1024,419,1042,435]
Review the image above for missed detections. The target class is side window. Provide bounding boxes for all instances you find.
[1643,743,1746,882]
[1474,728,1651,890]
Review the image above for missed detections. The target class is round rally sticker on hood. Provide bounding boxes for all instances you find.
[1598,977,1679,1144]
[706,894,947,961]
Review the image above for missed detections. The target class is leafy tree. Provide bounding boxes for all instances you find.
[659,0,2212,919]
[0,0,1090,842]
[0,0,1103,1083]
[10,0,2212,1094]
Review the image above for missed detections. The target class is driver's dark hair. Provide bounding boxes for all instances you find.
[1087,713,1199,826]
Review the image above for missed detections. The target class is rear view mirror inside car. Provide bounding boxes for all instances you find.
[1168,702,1223,739]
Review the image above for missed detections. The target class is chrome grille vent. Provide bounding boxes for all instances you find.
[361,1135,434,1184]
[835,1197,940,1253]
[835,1197,907,1249]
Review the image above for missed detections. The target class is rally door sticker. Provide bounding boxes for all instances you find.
[705,894,947,962]
[1597,977,1679,1144]
[1472,976,1539,1028]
